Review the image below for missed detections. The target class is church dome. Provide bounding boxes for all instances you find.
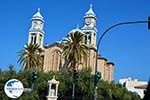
[67,26,85,37]
[32,8,44,21]
[84,4,96,18]
[69,27,82,34]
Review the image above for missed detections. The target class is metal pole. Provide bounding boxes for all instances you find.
[72,81,75,100]
[31,82,35,91]
[94,50,98,100]
[94,20,149,100]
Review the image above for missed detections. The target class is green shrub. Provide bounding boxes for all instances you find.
[0,67,141,100]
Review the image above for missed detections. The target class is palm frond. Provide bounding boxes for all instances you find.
[17,43,43,70]
[62,30,89,69]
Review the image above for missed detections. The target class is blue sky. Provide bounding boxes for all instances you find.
[0,0,150,82]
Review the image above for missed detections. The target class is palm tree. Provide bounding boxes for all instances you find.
[62,30,89,99]
[18,43,43,70]
[62,30,88,69]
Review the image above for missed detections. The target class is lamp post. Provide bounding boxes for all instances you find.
[94,20,150,100]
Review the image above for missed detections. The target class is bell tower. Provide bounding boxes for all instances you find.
[82,4,97,49]
[28,8,44,48]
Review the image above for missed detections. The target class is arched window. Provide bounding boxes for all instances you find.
[30,33,36,45]
[51,50,61,71]
[39,34,42,45]
[31,36,33,44]
[55,51,59,70]
[34,35,36,44]
[52,55,54,70]
[85,32,91,45]
[85,35,87,44]
[88,35,91,44]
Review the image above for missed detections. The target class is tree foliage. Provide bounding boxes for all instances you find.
[62,30,88,69]
[18,43,43,70]
[0,66,141,100]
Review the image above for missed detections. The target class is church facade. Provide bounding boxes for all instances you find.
[27,6,114,82]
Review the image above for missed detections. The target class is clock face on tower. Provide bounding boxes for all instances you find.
[85,18,91,25]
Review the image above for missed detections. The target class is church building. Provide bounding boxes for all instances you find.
[27,5,114,82]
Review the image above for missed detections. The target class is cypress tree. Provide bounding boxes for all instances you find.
[143,78,150,100]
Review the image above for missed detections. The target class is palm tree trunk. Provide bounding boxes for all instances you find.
[72,58,76,100]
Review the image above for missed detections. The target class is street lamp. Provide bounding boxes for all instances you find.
[94,19,150,100]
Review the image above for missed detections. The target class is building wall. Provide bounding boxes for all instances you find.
[88,49,96,73]
[119,77,148,98]
[42,45,114,82]
[106,62,114,81]
[97,57,114,81]
[43,44,64,72]
[97,57,107,79]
